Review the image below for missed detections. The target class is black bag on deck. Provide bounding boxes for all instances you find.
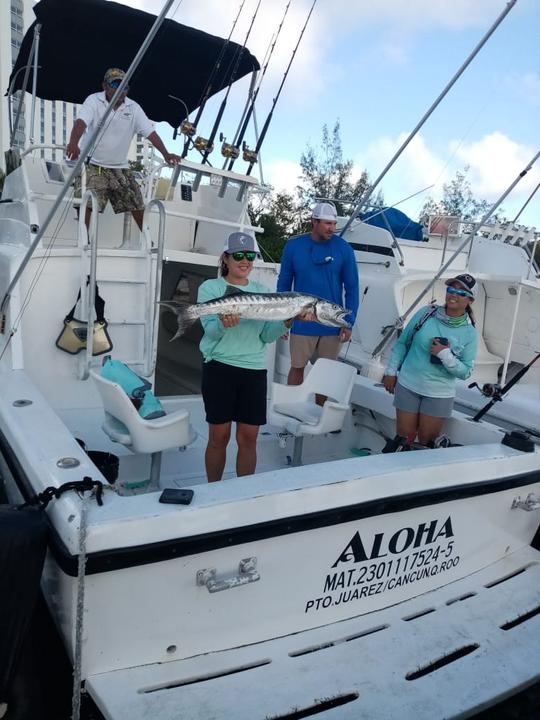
[0,506,48,705]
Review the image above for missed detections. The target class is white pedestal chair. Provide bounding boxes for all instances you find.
[268,358,357,466]
[91,371,196,488]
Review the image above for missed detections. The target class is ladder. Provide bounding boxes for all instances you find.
[76,194,166,381]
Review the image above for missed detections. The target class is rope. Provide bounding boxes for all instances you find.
[70,491,90,720]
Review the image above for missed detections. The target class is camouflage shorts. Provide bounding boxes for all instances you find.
[84,165,144,214]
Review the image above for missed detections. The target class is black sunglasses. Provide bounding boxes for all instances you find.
[230,251,256,261]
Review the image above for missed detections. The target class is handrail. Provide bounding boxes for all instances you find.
[21,143,66,158]
[77,190,99,380]
[143,199,166,376]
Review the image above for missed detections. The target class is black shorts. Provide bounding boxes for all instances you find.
[201,360,267,426]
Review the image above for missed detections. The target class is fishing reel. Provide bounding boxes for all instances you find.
[242,142,258,164]
[219,133,240,160]
[468,381,502,399]
[194,136,214,154]
[221,142,240,160]
[180,120,196,137]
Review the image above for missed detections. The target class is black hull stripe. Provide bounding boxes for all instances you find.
[1,427,538,577]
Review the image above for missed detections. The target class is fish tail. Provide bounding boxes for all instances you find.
[158,301,197,340]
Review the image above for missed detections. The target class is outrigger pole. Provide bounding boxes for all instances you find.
[370,148,540,358]
[339,0,518,238]
[179,0,246,152]
[225,0,292,172]
[238,0,317,198]
[0,0,177,322]
[198,0,263,165]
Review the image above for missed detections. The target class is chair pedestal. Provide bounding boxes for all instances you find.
[291,436,304,467]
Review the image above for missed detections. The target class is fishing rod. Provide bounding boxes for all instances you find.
[179,0,246,152]
[339,0,518,238]
[220,31,274,171]
[224,0,292,172]
[197,0,263,165]
[470,351,540,422]
[238,0,317,197]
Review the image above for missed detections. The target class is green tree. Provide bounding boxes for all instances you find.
[297,120,377,220]
[249,191,300,263]
[419,169,490,225]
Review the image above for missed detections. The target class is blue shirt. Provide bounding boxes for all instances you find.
[385,306,478,398]
[277,233,359,336]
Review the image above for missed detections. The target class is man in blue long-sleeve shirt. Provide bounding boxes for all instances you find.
[277,202,359,392]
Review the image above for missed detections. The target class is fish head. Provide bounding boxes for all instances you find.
[314,300,351,328]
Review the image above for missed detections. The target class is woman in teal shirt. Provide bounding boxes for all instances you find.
[382,274,478,448]
[198,232,294,482]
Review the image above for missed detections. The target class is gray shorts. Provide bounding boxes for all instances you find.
[394,382,454,418]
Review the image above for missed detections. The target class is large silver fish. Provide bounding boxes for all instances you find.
[159,287,351,341]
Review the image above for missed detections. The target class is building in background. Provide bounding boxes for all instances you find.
[0,0,79,166]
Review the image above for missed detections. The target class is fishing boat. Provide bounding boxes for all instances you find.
[0,1,539,719]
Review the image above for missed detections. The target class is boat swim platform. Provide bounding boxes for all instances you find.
[87,545,540,720]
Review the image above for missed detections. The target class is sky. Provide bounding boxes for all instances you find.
[125,0,538,228]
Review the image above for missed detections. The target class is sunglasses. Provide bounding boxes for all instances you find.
[230,251,256,261]
[108,79,127,90]
[447,286,473,298]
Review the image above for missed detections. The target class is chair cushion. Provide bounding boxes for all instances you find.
[273,402,322,426]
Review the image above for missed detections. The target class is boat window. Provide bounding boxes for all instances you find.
[45,161,65,183]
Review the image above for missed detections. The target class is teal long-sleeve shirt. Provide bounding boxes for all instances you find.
[385,306,478,398]
[197,277,288,370]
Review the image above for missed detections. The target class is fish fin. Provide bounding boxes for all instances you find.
[222,285,248,297]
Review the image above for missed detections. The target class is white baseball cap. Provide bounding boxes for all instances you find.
[312,202,337,221]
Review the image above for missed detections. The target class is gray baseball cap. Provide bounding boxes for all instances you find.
[224,231,257,253]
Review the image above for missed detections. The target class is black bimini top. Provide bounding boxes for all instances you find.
[9,0,260,128]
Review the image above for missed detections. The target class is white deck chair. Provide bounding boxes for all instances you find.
[268,358,357,466]
[91,370,196,487]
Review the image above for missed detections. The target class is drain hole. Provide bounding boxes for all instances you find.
[446,592,477,605]
[484,565,531,588]
[267,693,359,719]
[501,605,540,631]
[402,607,436,621]
[142,659,271,693]
[406,644,479,680]
[289,624,389,657]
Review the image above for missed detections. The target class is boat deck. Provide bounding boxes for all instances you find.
[87,544,540,720]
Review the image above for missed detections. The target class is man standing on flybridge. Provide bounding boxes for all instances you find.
[277,202,359,401]
[66,68,181,231]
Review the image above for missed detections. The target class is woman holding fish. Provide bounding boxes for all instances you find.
[160,231,350,482]
[198,233,302,482]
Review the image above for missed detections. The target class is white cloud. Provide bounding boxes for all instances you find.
[352,131,540,227]
[262,158,303,196]
[452,132,539,198]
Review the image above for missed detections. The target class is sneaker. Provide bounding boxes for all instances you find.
[429,434,452,449]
